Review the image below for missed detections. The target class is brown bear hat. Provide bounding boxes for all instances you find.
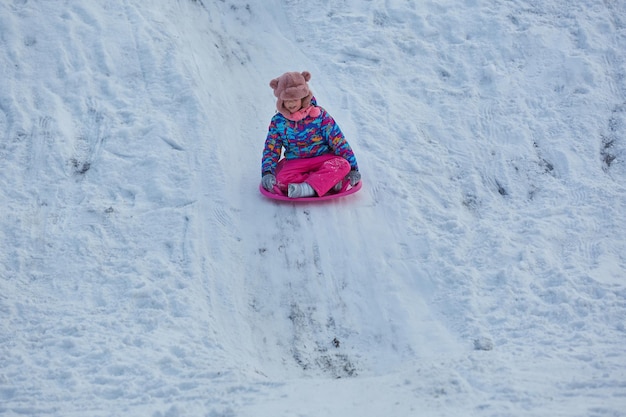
[270,71,313,117]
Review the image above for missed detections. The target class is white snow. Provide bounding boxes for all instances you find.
[1,0,625,416]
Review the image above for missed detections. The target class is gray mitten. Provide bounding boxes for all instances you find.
[346,170,361,186]
[261,173,276,191]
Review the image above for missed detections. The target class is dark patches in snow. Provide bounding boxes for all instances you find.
[70,158,91,174]
[474,336,494,351]
[462,193,480,211]
[288,303,358,378]
[601,105,624,171]
[495,180,508,196]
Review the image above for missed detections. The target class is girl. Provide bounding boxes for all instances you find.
[261,71,361,198]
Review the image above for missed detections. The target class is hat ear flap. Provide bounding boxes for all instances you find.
[301,71,311,82]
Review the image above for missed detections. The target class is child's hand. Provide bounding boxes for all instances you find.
[262,173,277,192]
[347,170,361,186]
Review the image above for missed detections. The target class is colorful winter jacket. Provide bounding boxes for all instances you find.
[261,98,359,176]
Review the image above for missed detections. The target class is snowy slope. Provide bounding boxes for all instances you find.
[1,0,625,416]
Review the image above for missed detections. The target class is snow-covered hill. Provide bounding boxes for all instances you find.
[1,1,625,416]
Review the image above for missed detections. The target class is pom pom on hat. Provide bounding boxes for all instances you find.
[270,71,313,116]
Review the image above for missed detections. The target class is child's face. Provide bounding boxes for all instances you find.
[284,99,302,113]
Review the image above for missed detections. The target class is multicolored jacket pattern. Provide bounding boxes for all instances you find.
[261,98,359,176]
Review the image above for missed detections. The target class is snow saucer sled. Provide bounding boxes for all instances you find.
[259,181,362,202]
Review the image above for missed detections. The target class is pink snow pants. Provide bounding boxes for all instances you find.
[275,155,351,197]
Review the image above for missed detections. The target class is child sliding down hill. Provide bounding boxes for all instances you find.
[261,71,361,198]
